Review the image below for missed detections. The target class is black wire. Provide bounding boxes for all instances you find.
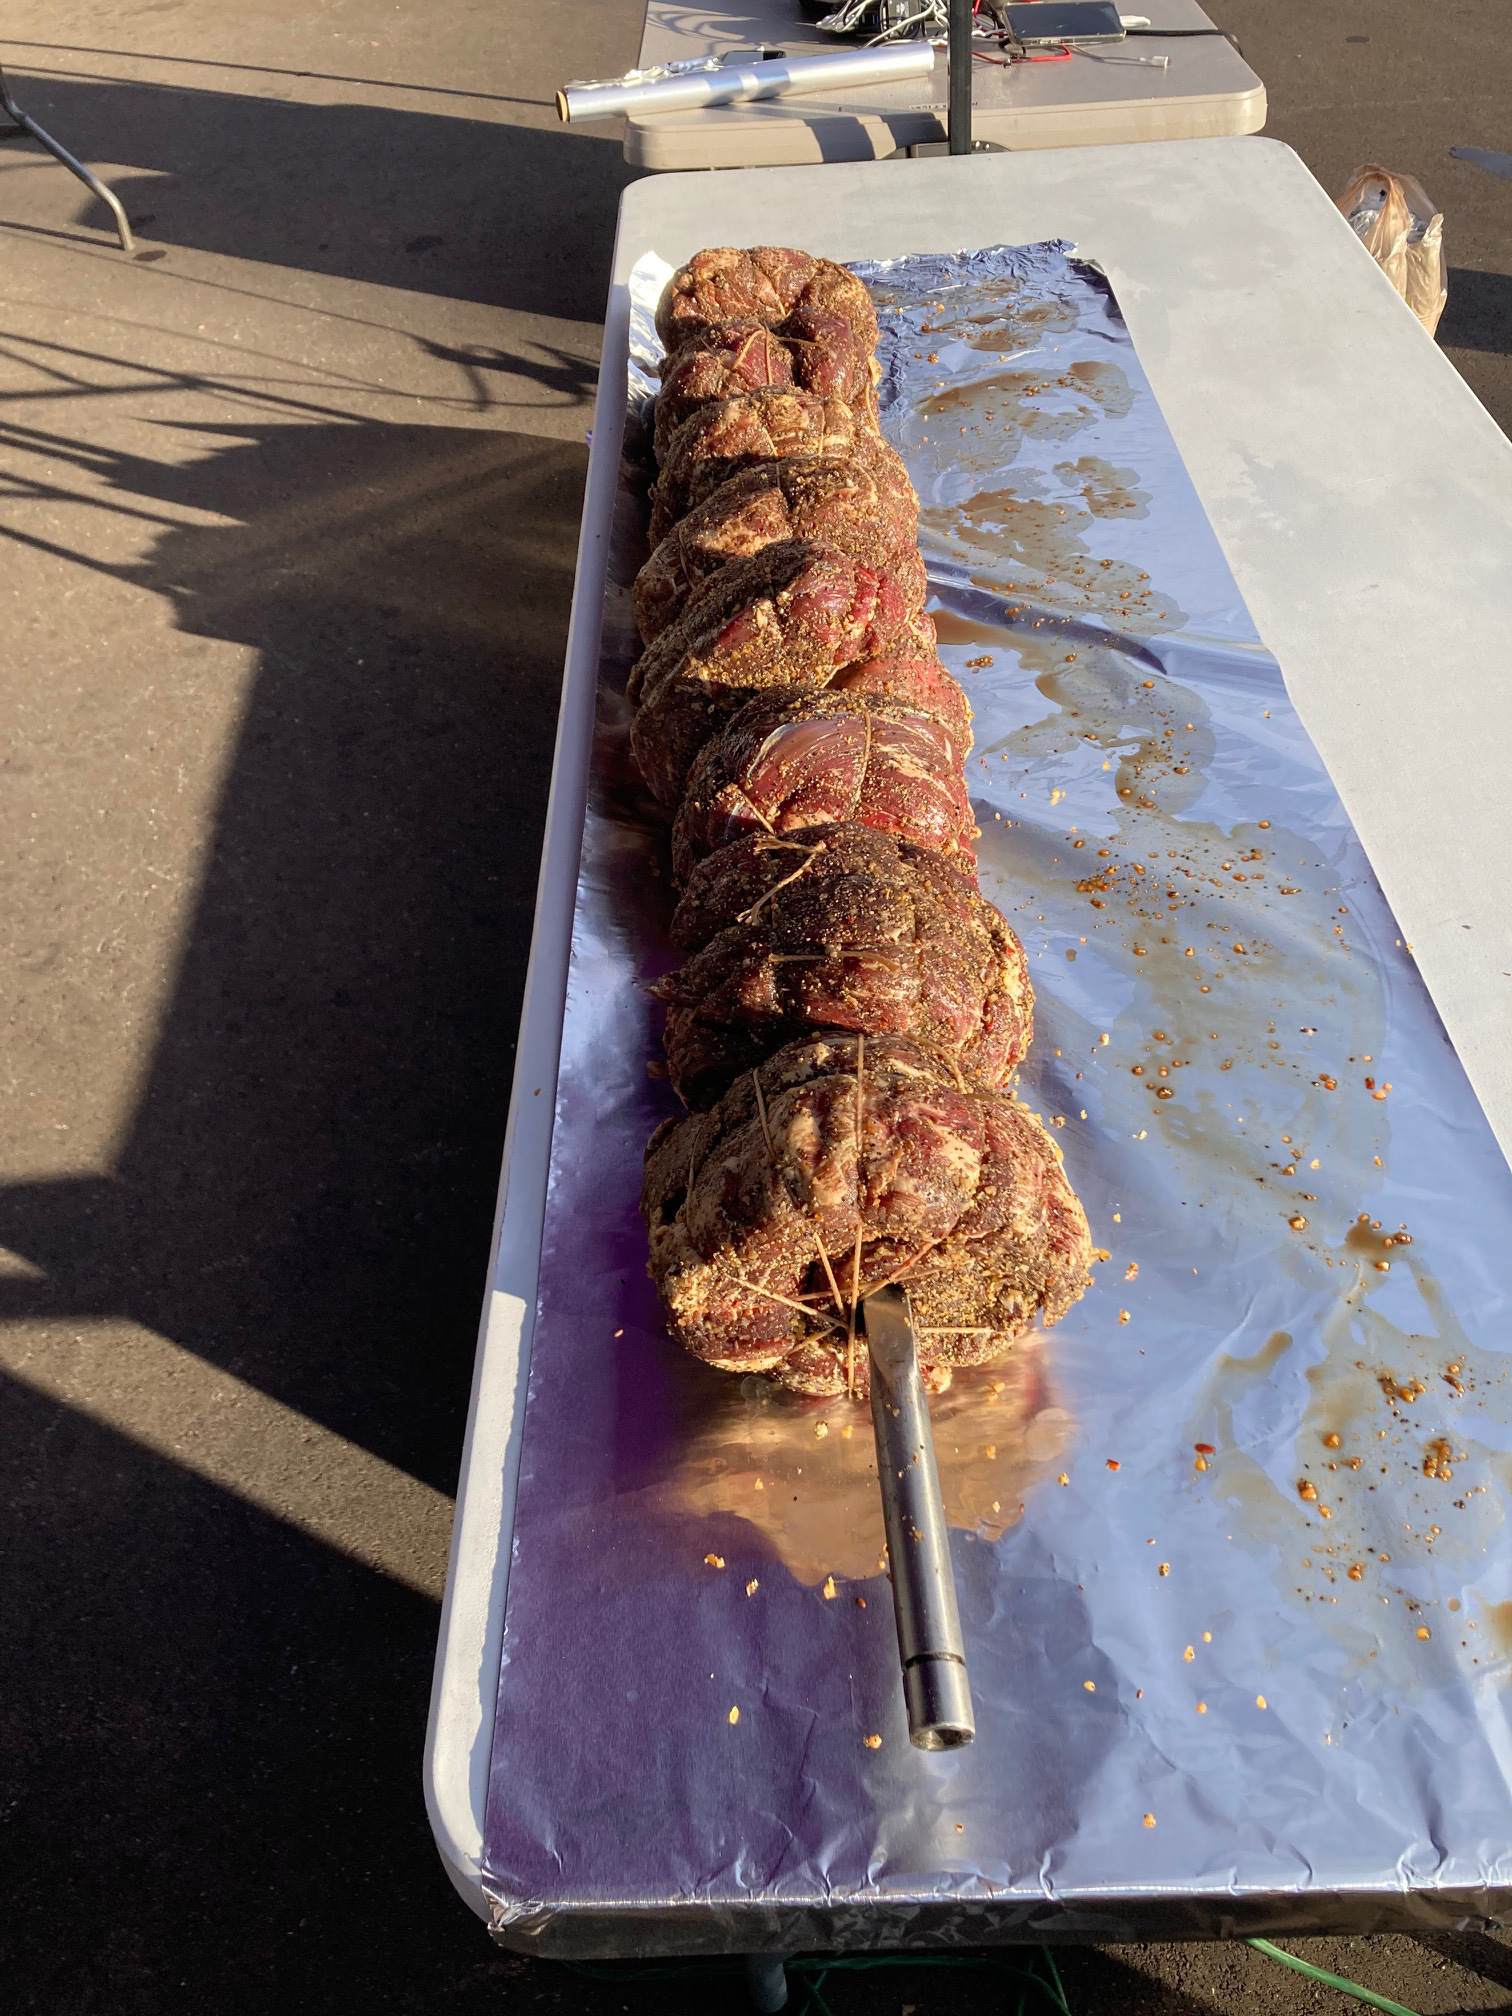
[1124,26,1243,54]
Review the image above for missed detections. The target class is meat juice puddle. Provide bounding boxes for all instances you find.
[882,301,1504,1692]
[636,1340,1070,1585]
[941,629,1501,1685]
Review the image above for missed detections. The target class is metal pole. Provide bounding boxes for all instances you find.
[0,62,135,253]
[864,1285,975,1749]
[948,0,973,155]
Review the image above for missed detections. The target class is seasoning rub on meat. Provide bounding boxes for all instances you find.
[642,1034,1092,1397]
[627,245,1094,1394]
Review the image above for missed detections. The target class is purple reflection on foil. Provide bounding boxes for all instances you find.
[479,244,1512,1954]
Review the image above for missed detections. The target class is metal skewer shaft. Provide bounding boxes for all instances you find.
[864,1285,975,1749]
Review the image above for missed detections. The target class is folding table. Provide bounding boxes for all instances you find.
[426,136,1512,1955]
[622,0,1264,169]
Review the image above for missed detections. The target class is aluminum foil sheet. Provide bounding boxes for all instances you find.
[480,243,1512,1954]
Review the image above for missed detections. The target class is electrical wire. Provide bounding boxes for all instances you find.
[864,9,941,45]
[975,44,1073,61]
[821,0,1242,56]
[1125,25,1243,53]
[1247,1938,1424,2016]
[787,1950,1072,2015]
[797,1965,835,2016]
[1042,1945,1068,2002]
[562,1941,1433,2016]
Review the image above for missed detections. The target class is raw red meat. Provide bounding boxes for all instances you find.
[632,456,921,643]
[628,542,938,805]
[654,316,877,459]
[633,243,1095,1399]
[670,688,977,885]
[641,1033,1092,1397]
[655,823,1032,1108]
[654,323,794,460]
[650,390,905,546]
[655,246,878,358]
[826,652,971,745]
[781,302,879,414]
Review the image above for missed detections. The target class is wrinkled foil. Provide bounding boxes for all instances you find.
[481,243,1512,1954]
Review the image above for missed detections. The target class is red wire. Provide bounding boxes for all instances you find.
[970,0,1075,65]
[974,45,1072,62]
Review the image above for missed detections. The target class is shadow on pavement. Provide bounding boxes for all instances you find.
[0,416,587,2010]
[0,1373,476,2014]
[1417,1925,1512,1984]
[0,61,631,1995]
[1440,267,1512,356]
[0,418,583,1488]
[1,37,553,109]
[0,68,635,316]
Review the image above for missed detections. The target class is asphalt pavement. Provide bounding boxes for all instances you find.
[2,1,1510,2010]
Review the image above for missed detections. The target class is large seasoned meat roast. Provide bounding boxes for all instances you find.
[654,824,1032,1109]
[633,457,921,643]
[629,242,1096,1401]
[641,1033,1092,1397]
[654,315,877,459]
[628,542,937,805]
[824,651,971,740]
[670,688,977,884]
[650,390,907,545]
[655,246,879,357]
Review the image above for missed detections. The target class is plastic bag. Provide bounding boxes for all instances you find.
[1336,164,1448,336]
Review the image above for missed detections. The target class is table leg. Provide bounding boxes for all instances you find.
[0,62,135,252]
[743,1954,790,2011]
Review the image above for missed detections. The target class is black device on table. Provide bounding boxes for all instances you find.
[799,0,1127,46]
[797,0,936,27]
[1000,1,1124,43]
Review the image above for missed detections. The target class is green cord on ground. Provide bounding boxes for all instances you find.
[797,1965,834,2016]
[563,1947,1073,2013]
[566,1938,1423,2016]
[1248,1937,1423,2016]
[1042,1946,1069,2009]
[788,1948,1069,2016]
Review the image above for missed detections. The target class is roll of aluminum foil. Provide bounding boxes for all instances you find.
[556,42,935,124]
[479,241,1512,1954]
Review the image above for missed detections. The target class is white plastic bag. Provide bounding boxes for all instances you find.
[1336,164,1448,336]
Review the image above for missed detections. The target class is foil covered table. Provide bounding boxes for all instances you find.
[424,142,1512,1956]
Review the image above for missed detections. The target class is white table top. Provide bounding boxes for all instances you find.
[425,137,1512,1922]
[625,0,1265,168]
